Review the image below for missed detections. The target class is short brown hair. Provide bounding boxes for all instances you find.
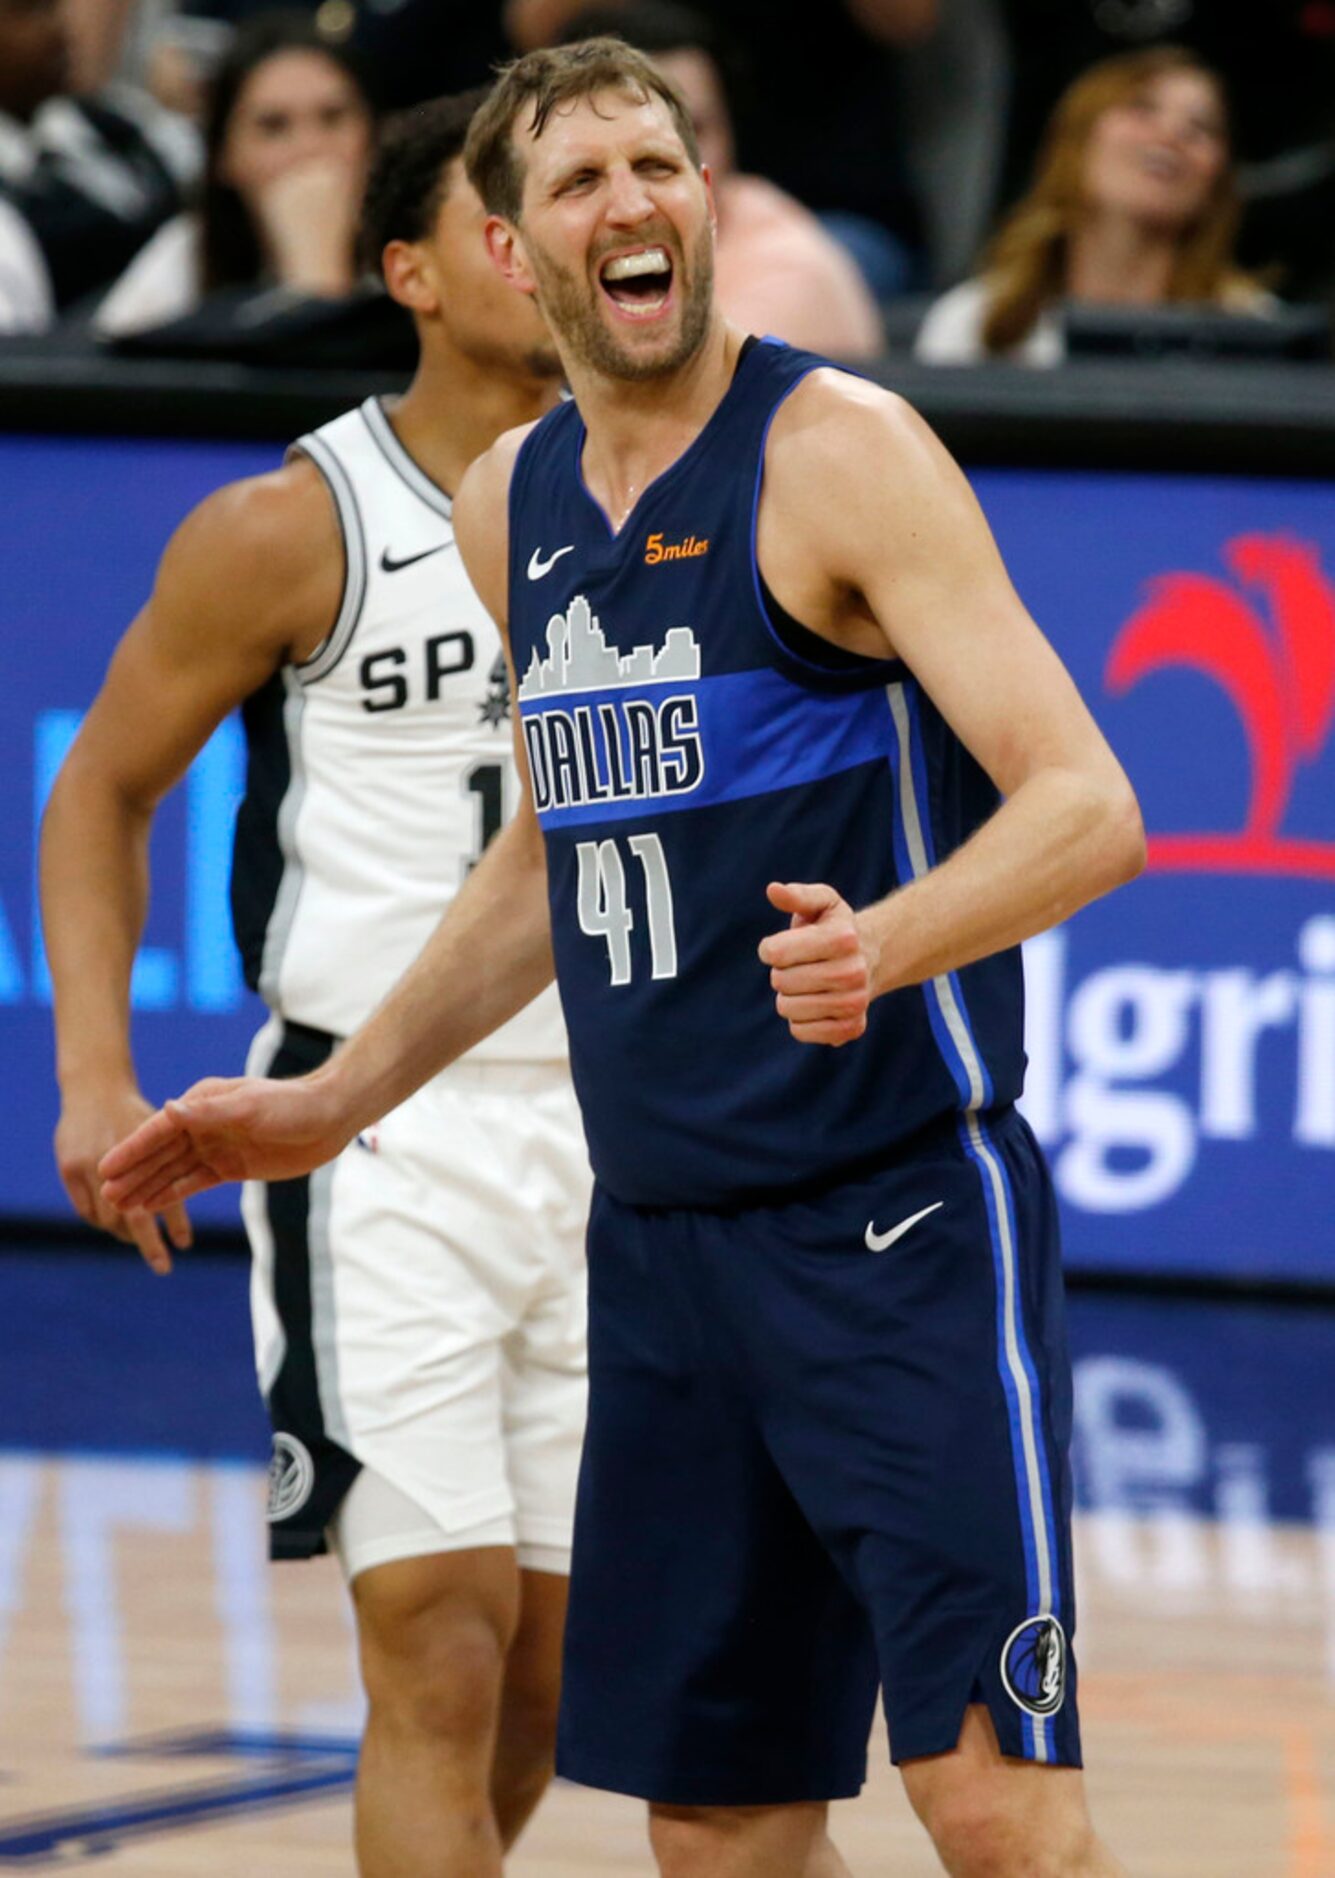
[464,36,700,223]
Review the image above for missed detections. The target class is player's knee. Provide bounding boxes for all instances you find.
[924,1786,1098,1878]
[361,1607,506,1747]
[648,1805,799,1878]
[648,1808,722,1877]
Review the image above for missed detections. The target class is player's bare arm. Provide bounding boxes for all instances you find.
[757,372,1145,1045]
[41,461,343,1267]
[100,429,558,1217]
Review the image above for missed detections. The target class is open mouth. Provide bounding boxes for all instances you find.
[598,246,675,320]
[1139,148,1186,181]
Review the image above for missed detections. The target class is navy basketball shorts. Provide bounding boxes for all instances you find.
[557,1104,1080,1806]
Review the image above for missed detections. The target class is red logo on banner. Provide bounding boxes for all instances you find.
[1106,533,1335,879]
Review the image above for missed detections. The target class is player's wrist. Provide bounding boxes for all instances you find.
[56,1051,140,1105]
[306,1052,383,1149]
[854,902,896,1004]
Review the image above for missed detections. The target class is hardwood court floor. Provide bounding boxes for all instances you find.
[1,1460,1331,1876]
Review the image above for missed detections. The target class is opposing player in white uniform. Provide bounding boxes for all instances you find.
[40,96,589,1878]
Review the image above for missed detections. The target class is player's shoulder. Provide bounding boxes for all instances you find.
[165,455,338,581]
[457,415,548,515]
[454,415,549,558]
[769,367,932,470]
[454,417,551,623]
[153,455,342,660]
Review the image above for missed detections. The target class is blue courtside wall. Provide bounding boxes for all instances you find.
[1,435,1332,1277]
[0,434,278,1228]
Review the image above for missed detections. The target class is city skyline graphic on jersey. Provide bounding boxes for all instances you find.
[518,594,700,702]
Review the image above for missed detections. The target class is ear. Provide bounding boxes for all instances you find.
[381,238,439,316]
[484,215,538,298]
[700,163,718,239]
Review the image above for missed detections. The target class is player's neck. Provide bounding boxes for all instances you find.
[571,316,741,536]
[389,345,562,498]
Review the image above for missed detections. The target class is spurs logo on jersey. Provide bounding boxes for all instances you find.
[231,396,565,1059]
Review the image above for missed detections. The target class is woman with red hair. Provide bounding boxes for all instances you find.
[915,45,1274,365]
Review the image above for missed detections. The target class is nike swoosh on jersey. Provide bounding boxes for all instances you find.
[380,543,450,574]
[527,544,575,580]
[864,1200,944,1253]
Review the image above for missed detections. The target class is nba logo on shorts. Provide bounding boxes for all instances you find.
[1001,1614,1067,1718]
[266,1432,315,1523]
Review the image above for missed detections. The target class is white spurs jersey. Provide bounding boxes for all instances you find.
[232,396,565,1059]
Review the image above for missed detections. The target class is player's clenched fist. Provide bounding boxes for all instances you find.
[759,881,879,1047]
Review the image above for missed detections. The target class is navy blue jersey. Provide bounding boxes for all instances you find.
[508,338,1025,1207]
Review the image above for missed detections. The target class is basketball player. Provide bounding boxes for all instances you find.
[102,41,1143,1878]
[42,97,590,1878]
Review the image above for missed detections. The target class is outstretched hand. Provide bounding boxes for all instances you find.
[759,881,879,1046]
[98,1071,353,1217]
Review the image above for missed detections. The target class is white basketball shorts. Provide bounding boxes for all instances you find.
[242,1016,590,1580]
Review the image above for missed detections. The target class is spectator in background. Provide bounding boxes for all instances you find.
[96,11,375,337]
[509,0,937,301]
[915,46,1273,365]
[995,0,1335,300]
[557,1,885,357]
[0,0,198,330]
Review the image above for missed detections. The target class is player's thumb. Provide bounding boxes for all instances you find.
[766,881,838,925]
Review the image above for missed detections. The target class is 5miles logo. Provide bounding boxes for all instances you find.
[645,531,708,565]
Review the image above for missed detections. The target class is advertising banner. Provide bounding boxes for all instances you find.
[982,470,1335,1280]
[1,436,1331,1277]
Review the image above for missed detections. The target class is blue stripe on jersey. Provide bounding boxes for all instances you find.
[521,664,896,831]
[883,682,984,1109]
[961,1111,1062,1765]
[886,678,1060,1764]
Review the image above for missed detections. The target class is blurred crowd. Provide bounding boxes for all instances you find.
[2,0,1333,365]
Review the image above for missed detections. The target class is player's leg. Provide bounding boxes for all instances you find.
[350,1535,519,1877]
[647,1801,835,1877]
[738,1108,1122,1878]
[489,1565,567,1844]
[488,1069,588,1842]
[900,1705,1126,1877]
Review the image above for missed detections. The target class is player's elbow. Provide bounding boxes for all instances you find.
[1090,769,1146,891]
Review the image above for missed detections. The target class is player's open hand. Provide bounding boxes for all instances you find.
[98,1072,352,1218]
[56,1085,193,1276]
[759,881,878,1046]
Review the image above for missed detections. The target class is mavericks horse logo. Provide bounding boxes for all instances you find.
[1001,1614,1067,1718]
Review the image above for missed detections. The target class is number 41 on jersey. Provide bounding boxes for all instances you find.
[576,833,678,985]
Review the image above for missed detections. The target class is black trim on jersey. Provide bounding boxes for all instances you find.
[231,670,291,996]
[259,1021,362,1561]
[292,431,369,684]
[361,396,454,519]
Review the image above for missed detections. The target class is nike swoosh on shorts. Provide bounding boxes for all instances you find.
[864,1200,944,1252]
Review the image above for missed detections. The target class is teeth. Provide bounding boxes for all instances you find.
[602,248,670,282]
